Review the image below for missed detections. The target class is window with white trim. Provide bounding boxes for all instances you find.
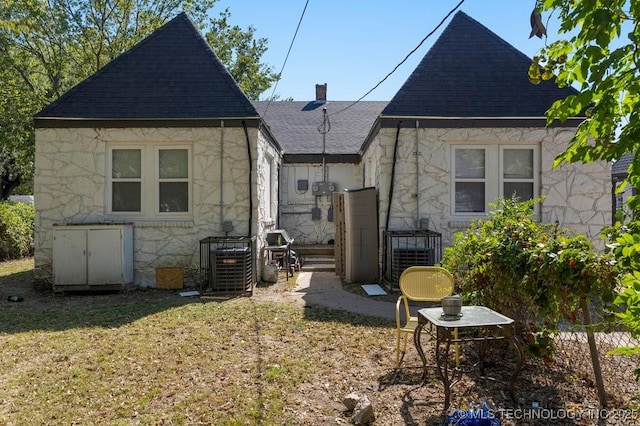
[108,145,191,215]
[452,144,538,214]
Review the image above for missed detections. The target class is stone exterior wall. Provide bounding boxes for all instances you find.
[255,128,283,266]
[279,163,362,244]
[363,126,611,250]
[34,125,280,287]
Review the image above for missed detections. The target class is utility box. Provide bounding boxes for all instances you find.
[53,223,133,291]
[311,181,336,196]
[343,187,378,283]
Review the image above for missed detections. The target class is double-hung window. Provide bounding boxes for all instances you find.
[452,144,538,214]
[109,145,191,215]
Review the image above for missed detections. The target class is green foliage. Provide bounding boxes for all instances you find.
[602,217,640,368]
[532,0,640,371]
[531,0,640,178]
[441,197,618,360]
[0,201,34,260]
[205,8,279,101]
[0,0,278,200]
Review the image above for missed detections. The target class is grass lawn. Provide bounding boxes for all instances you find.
[0,259,395,425]
[1,258,639,425]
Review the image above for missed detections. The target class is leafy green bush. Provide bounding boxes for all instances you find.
[0,201,35,260]
[441,197,618,360]
[602,215,640,376]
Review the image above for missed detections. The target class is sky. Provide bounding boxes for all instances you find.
[214,0,555,101]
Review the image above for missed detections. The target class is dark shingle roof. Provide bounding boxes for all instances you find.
[253,101,387,155]
[612,153,634,178]
[36,13,257,119]
[382,11,578,118]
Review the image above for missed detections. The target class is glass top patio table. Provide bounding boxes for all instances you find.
[418,305,514,329]
[414,305,523,411]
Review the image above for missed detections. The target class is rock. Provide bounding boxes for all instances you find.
[342,392,360,411]
[352,395,375,425]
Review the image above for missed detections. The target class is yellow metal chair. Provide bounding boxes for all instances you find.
[395,266,455,368]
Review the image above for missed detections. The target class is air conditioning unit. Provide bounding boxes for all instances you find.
[391,248,435,286]
[199,236,256,295]
[209,247,252,293]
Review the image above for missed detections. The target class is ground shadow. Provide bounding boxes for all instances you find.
[296,271,396,327]
[0,268,216,333]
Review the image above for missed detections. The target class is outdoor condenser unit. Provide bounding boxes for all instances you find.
[392,247,435,285]
[209,247,252,293]
[199,236,256,295]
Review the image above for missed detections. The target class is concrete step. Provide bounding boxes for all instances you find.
[301,254,336,272]
[303,256,334,265]
[292,244,335,257]
[302,263,336,272]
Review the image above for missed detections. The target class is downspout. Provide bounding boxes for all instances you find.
[385,122,402,230]
[220,120,225,233]
[242,121,253,236]
[415,120,420,229]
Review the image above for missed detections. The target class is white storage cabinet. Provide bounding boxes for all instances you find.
[53,224,133,291]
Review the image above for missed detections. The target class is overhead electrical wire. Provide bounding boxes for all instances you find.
[328,0,466,117]
[262,0,310,117]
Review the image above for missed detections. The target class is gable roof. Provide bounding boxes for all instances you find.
[382,11,579,118]
[35,13,258,122]
[612,153,634,179]
[253,101,387,160]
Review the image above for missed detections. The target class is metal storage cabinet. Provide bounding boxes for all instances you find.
[53,224,133,291]
[333,192,346,277]
[343,187,378,283]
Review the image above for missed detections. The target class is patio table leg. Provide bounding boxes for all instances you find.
[413,321,428,379]
[508,335,525,400]
[435,331,453,411]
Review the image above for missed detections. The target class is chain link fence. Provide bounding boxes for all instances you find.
[551,303,640,408]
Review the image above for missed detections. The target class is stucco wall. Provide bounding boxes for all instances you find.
[34,125,280,287]
[363,126,611,250]
[279,163,362,244]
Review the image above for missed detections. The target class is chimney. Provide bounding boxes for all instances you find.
[315,83,327,102]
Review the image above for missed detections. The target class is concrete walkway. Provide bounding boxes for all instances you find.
[290,271,396,321]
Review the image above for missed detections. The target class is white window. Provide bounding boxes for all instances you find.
[111,148,143,212]
[452,144,538,215]
[108,145,191,216]
[157,148,189,213]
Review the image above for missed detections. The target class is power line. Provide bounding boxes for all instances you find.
[263,0,310,117]
[328,0,465,117]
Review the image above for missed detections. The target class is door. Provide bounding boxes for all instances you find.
[53,229,87,285]
[87,229,123,285]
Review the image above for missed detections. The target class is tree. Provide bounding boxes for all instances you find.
[530,0,640,363]
[0,0,278,199]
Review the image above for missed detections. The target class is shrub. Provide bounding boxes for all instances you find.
[602,214,640,377]
[0,201,35,260]
[441,197,618,360]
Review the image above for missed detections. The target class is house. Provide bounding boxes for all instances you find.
[33,10,611,290]
[612,153,636,220]
[253,89,386,245]
[360,11,611,260]
[33,13,282,289]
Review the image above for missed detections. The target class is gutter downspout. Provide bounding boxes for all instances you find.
[220,120,225,233]
[242,121,253,236]
[415,120,420,229]
[385,122,402,230]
